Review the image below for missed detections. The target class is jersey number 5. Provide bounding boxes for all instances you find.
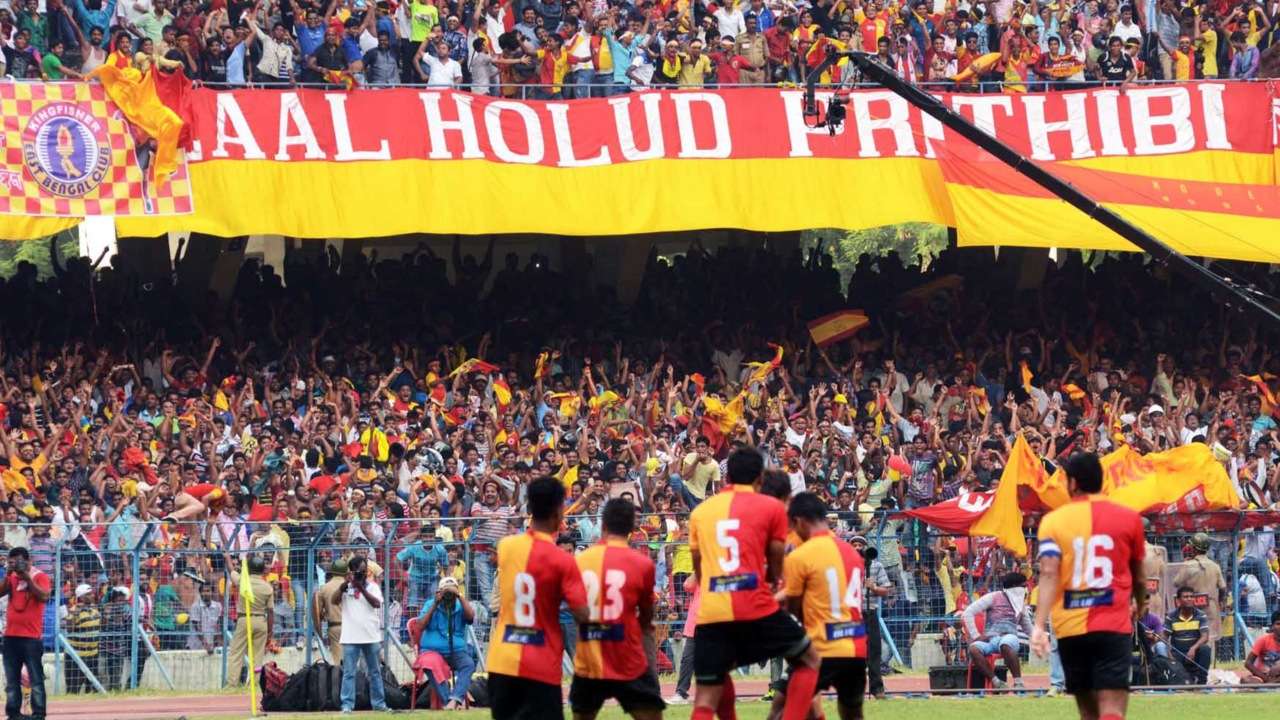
[582,569,626,622]
[1070,535,1115,588]
[824,567,864,616]
[715,519,741,573]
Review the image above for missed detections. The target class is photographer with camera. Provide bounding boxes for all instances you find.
[849,535,892,700]
[338,555,391,713]
[412,576,476,710]
[1,546,51,720]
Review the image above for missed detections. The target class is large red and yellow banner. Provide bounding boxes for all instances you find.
[2,83,1277,258]
[0,83,193,221]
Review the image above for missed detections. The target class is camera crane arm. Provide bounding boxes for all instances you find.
[802,48,1280,330]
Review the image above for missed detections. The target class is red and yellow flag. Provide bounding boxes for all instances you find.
[744,343,784,386]
[448,358,500,378]
[492,376,512,412]
[807,310,870,348]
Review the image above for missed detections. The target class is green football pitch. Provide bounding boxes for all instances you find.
[190,692,1280,720]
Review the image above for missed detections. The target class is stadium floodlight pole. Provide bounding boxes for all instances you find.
[802,48,1280,329]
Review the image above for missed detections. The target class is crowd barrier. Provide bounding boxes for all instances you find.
[0,511,1272,696]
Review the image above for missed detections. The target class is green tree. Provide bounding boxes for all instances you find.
[803,223,950,287]
[0,233,79,279]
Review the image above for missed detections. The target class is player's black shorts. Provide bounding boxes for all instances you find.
[770,658,867,707]
[1057,631,1132,694]
[489,672,563,720]
[694,610,811,685]
[569,671,667,714]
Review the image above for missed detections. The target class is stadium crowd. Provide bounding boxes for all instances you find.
[0,0,1276,90]
[0,237,1278,697]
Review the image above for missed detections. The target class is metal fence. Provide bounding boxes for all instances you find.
[2,511,1274,697]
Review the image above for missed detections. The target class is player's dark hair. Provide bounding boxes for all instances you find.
[1272,609,1280,625]
[602,498,636,536]
[787,492,827,523]
[8,547,28,560]
[1002,572,1025,589]
[727,447,764,485]
[527,476,566,521]
[1176,586,1195,597]
[1062,451,1103,493]
[761,469,792,501]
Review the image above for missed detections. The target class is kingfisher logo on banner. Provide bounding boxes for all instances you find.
[0,83,193,217]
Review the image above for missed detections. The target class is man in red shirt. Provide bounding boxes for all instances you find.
[709,37,757,85]
[570,499,664,720]
[486,476,589,720]
[1,546,52,720]
[764,16,795,81]
[688,448,821,720]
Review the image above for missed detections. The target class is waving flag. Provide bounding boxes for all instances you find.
[807,310,870,348]
[492,375,512,412]
[744,343,784,386]
[448,358,500,378]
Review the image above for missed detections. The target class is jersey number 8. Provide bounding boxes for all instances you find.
[514,571,537,626]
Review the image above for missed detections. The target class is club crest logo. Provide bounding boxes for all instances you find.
[22,102,111,198]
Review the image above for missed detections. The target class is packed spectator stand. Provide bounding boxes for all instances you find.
[1,0,1276,91]
[0,237,1276,697]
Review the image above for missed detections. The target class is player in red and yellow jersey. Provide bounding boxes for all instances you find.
[766,493,867,720]
[570,499,665,720]
[1031,452,1145,720]
[487,476,589,720]
[689,448,820,720]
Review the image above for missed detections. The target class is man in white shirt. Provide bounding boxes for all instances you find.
[417,38,462,86]
[338,556,390,713]
[710,1,746,39]
[1111,4,1143,44]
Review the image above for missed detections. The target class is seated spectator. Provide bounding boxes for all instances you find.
[962,571,1031,690]
[413,577,476,710]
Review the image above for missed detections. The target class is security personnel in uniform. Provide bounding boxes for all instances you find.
[226,554,274,685]
[313,558,348,666]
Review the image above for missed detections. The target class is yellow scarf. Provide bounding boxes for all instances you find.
[663,53,683,77]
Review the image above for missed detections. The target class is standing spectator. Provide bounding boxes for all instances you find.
[676,437,719,509]
[247,12,298,83]
[564,16,593,98]
[64,584,100,694]
[1228,30,1259,78]
[416,38,463,86]
[99,588,132,691]
[1165,586,1211,684]
[468,480,514,603]
[339,556,390,713]
[1,547,50,720]
[396,525,448,618]
[412,576,476,710]
[364,30,401,84]
[187,583,222,654]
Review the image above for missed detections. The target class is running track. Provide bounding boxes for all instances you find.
[51,676,1052,719]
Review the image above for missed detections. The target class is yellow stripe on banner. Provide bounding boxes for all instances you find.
[950,185,1280,263]
[0,216,82,240]
[1064,150,1276,186]
[115,157,954,239]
